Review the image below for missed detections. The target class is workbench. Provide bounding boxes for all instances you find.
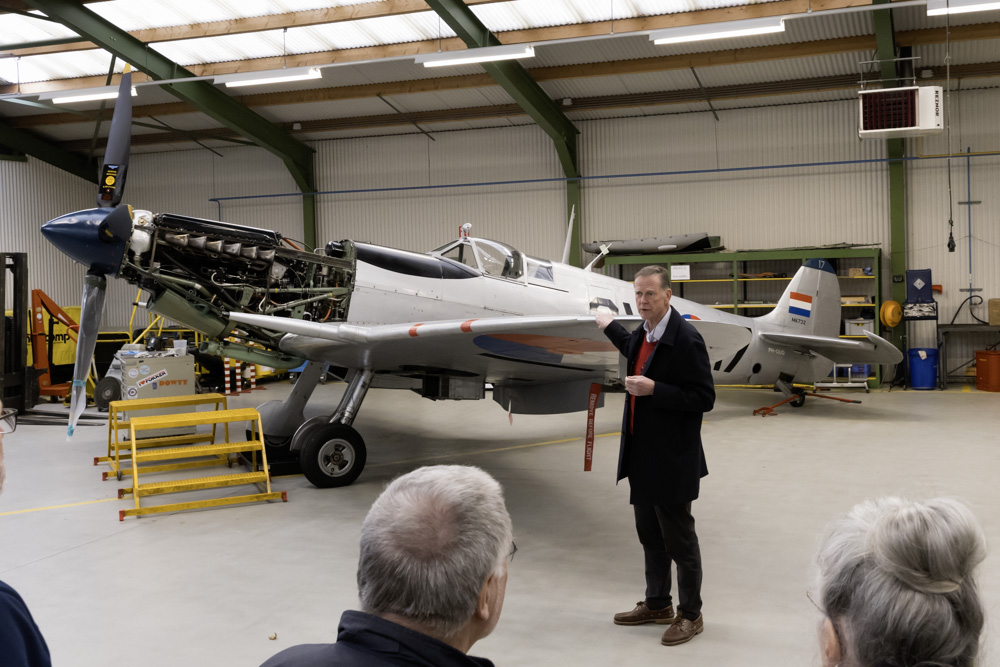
[937,324,1000,385]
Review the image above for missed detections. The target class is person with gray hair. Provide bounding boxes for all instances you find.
[812,496,986,667]
[261,464,514,666]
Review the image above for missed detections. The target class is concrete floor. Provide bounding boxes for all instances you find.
[1,381,998,667]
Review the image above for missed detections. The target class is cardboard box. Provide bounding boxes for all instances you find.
[841,295,869,304]
[847,267,865,278]
[844,318,874,336]
[989,298,1000,326]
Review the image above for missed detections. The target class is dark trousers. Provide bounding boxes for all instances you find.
[634,502,703,619]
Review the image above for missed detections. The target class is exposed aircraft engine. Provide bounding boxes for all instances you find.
[119,211,356,368]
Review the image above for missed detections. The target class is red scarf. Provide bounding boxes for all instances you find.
[630,337,657,434]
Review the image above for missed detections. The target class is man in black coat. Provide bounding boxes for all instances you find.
[596,265,715,647]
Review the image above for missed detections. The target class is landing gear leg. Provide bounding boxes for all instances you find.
[294,369,373,488]
[255,361,326,448]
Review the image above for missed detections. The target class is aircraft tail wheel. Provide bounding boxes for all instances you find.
[246,427,291,450]
[94,377,121,411]
[300,423,367,488]
[790,393,806,408]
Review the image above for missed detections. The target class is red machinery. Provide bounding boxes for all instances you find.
[31,289,80,399]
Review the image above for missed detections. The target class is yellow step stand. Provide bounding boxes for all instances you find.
[118,407,286,520]
[97,393,228,481]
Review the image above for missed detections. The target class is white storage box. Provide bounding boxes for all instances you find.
[844,318,875,336]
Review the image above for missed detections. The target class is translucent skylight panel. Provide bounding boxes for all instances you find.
[90,0,394,31]
[1,50,120,84]
[0,12,79,47]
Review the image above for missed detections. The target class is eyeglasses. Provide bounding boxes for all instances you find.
[0,408,15,434]
[509,541,518,563]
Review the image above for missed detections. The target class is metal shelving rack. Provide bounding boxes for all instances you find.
[603,246,884,386]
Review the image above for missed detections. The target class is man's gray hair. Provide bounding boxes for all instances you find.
[814,497,986,667]
[634,265,670,290]
[357,465,513,637]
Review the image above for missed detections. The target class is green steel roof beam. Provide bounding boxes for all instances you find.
[873,0,907,350]
[0,117,95,181]
[20,0,315,193]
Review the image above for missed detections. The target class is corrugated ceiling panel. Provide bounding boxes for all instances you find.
[694,52,865,87]
[91,0,373,32]
[709,89,857,109]
[540,74,639,100]
[2,50,119,84]
[894,8,1000,31]
[781,9,874,42]
[916,39,1000,67]
[380,88,509,113]
[531,34,661,68]
[257,97,400,122]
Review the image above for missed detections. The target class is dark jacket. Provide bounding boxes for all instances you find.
[603,310,715,505]
[259,610,495,667]
[0,580,51,667]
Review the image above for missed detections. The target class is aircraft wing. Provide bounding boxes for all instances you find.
[759,330,903,365]
[228,313,752,383]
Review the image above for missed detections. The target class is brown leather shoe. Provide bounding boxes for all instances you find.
[661,613,704,645]
[613,601,675,626]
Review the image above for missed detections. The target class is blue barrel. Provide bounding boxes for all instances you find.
[908,348,939,389]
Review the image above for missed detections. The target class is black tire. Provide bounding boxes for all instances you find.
[299,423,367,488]
[245,427,291,450]
[94,377,121,411]
[790,393,806,408]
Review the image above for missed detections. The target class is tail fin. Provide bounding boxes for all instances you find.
[758,258,840,338]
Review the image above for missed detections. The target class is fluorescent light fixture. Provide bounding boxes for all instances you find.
[926,0,1000,14]
[415,44,535,68]
[220,66,322,88]
[650,16,785,45]
[38,86,138,104]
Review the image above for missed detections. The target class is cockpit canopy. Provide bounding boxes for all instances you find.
[431,238,554,283]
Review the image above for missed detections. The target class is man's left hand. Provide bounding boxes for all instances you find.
[624,375,655,396]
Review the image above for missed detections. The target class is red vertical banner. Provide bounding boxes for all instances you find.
[584,383,601,471]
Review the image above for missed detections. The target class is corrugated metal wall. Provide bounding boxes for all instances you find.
[580,100,890,252]
[313,126,566,259]
[903,87,1000,370]
[4,90,998,378]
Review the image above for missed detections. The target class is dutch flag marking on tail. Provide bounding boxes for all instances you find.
[788,292,813,318]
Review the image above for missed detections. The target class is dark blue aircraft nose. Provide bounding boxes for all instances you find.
[41,206,132,276]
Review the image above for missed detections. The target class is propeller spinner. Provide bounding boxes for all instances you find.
[40,65,134,439]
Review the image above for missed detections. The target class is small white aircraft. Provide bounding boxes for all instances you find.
[40,69,901,488]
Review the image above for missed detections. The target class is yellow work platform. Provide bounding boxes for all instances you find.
[98,393,227,481]
[118,405,286,521]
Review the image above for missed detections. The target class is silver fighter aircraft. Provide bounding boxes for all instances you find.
[41,68,901,488]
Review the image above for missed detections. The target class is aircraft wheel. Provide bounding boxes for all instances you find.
[300,423,367,488]
[789,393,806,408]
[94,377,121,411]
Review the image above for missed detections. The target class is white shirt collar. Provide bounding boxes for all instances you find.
[643,307,672,343]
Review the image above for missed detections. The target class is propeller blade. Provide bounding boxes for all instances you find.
[67,273,107,440]
[97,64,133,209]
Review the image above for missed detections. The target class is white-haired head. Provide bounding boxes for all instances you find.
[357,465,513,639]
[814,497,986,667]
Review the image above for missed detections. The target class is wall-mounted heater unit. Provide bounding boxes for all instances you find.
[858,86,943,138]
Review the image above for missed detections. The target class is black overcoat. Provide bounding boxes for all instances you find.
[603,310,716,505]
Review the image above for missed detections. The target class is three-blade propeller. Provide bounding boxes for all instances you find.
[41,65,134,439]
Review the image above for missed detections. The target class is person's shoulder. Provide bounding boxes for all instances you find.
[259,643,340,667]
